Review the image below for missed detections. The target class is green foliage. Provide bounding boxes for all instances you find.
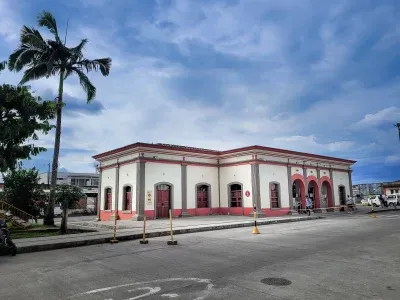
[2,168,47,217]
[0,61,6,72]
[0,84,55,172]
[55,184,86,210]
[8,10,112,102]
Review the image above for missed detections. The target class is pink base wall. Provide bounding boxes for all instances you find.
[261,207,290,217]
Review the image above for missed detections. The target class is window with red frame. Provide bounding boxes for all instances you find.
[270,183,280,208]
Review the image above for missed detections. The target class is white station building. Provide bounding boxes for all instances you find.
[93,143,356,221]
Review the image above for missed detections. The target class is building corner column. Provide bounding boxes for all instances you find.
[180,164,191,217]
[249,162,266,217]
[329,168,336,207]
[96,165,102,221]
[132,160,146,221]
[348,169,354,198]
[110,161,120,221]
[287,164,298,215]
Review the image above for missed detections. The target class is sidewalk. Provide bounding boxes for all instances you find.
[14,214,323,254]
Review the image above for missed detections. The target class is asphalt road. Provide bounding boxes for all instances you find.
[1,212,399,300]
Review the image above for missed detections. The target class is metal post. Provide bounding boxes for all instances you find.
[110,212,118,243]
[167,209,178,245]
[140,216,149,244]
[252,208,260,234]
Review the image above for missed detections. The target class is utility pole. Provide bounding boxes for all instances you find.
[394,123,400,142]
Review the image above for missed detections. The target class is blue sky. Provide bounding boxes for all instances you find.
[0,0,399,184]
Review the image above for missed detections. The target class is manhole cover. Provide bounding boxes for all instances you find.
[261,278,292,286]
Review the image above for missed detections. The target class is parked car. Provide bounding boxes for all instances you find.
[367,195,382,207]
[387,194,399,207]
[54,205,62,217]
[360,199,369,206]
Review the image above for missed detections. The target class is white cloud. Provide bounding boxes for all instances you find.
[350,107,400,130]
[385,154,400,164]
[1,0,399,179]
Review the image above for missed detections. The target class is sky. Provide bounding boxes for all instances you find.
[0,0,399,184]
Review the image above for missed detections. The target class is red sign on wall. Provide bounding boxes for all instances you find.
[245,190,251,197]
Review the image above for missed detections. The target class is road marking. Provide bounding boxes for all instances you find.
[71,278,214,300]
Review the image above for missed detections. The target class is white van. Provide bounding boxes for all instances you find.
[368,195,382,207]
[387,194,399,206]
[54,205,63,217]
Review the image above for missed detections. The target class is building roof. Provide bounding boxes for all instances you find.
[93,142,357,164]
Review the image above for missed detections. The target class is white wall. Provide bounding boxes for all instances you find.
[320,169,330,178]
[259,165,289,209]
[187,166,219,209]
[219,165,252,207]
[101,168,116,210]
[118,164,137,211]
[145,162,182,211]
[291,167,304,176]
[332,171,350,205]
[306,168,317,177]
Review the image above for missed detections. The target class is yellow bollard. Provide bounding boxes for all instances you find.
[252,211,260,234]
[370,205,377,218]
[140,216,149,244]
[167,209,178,245]
[110,213,119,243]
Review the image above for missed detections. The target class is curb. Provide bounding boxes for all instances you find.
[16,216,324,254]
[366,208,398,214]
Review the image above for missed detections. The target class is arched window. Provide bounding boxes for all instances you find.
[230,184,242,207]
[123,186,132,211]
[104,188,112,210]
[270,182,280,208]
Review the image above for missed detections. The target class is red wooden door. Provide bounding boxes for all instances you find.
[156,189,170,218]
[197,191,208,208]
[106,192,112,210]
[125,192,131,211]
[230,190,242,207]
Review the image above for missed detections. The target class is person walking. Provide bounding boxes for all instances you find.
[306,196,312,216]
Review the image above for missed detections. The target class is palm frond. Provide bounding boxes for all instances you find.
[20,25,46,48]
[69,67,96,101]
[69,39,88,59]
[8,45,45,72]
[19,64,52,85]
[76,58,112,76]
[0,61,6,72]
[37,11,60,41]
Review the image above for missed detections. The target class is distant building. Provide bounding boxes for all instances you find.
[382,180,400,195]
[38,172,99,212]
[352,183,383,197]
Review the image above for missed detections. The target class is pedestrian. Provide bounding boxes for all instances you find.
[306,196,312,216]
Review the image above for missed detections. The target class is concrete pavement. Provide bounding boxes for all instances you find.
[14,214,323,253]
[1,211,399,299]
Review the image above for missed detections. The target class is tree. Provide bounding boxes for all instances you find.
[394,123,400,142]
[0,61,6,72]
[2,168,47,220]
[8,11,112,225]
[55,184,86,234]
[0,84,55,172]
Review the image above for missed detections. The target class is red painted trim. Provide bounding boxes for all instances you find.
[229,207,243,216]
[307,175,318,183]
[211,208,221,215]
[261,208,290,217]
[187,208,196,216]
[93,142,356,164]
[219,207,229,215]
[292,174,306,208]
[196,208,211,216]
[291,173,305,184]
[243,207,253,216]
[144,210,155,220]
[319,176,331,185]
[100,210,114,221]
[118,211,136,220]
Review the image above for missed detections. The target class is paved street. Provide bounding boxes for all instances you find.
[1,212,400,300]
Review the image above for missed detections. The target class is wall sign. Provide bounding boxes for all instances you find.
[147,190,152,205]
[245,190,251,197]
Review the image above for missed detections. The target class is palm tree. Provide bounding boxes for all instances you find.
[0,61,6,72]
[8,11,112,225]
[395,123,400,142]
